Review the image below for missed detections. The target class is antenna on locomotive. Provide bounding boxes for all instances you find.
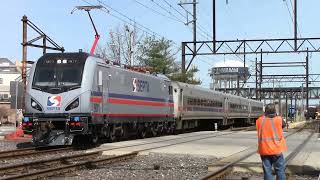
[71,5,107,55]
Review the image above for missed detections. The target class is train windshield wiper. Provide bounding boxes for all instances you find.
[68,85,81,90]
[32,86,42,90]
[49,87,62,91]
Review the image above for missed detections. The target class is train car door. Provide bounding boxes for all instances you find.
[248,100,252,119]
[224,97,229,120]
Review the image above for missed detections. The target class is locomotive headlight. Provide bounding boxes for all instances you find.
[65,98,79,111]
[31,98,43,111]
[31,101,37,107]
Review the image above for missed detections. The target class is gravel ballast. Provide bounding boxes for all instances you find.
[71,153,218,180]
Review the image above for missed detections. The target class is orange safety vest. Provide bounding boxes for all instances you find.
[256,115,287,155]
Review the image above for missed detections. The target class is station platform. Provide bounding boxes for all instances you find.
[0,125,31,141]
[88,120,319,176]
[208,131,320,176]
[0,126,16,138]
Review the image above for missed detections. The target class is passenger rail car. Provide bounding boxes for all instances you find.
[22,52,263,146]
[172,82,263,130]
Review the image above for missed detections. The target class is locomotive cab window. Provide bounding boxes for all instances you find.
[32,53,87,94]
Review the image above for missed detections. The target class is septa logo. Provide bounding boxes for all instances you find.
[47,96,62,107]
[132,78,138,92]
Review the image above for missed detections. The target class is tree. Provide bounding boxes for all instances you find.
[138,36,201,84]
[168,65,201,85]
[95,26,201,85]
[95,25,144,66]
[138,36,177,74]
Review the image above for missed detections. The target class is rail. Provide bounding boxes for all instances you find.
[199,120,317,180]
[1,128,254,179]
[0,146,73,160]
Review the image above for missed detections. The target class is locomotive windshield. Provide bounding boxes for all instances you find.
[32,53,88,94]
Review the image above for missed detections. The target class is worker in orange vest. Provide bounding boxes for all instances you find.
[256,103,287,180]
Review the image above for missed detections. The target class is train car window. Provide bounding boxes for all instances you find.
[98,70,102,86]
[168,86,173,95]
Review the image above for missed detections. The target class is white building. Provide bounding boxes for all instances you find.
[0,58,21,123]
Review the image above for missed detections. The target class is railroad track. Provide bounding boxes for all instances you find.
[0,146,74,161]
[199,120,319,180]
[0,129,253,179]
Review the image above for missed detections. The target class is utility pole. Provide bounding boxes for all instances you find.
[306,48,309,114]
[179,0,198,74]
[193,0,197,58]
[125,25,135,66]
[294,0,298,51]
[22,15,27,111]
[21,15,65,112]
[212,0,216,53]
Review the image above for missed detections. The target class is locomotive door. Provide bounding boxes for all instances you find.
[97,69,103,114]
[102,70,110,123]
[96,67,109,113]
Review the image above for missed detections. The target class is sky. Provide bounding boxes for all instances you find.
[0,0,320,90]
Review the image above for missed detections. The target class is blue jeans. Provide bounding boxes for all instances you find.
[260,153,286,180]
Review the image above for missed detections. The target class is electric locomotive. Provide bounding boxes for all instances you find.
[22,52,175,146]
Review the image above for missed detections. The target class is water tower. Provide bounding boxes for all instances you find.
[209,60,249,91]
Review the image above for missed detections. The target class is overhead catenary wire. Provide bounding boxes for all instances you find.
[96,0,164,39]
[133,0,185,24]
[137,0,244,63]
[161,0,188,19]
[132,0,244,63]
[81,0,182,51]
[78,0,184,59]
[131,0,223,67]
[283,0,302,38]
[81,0,244,72]
[148,0,186,23]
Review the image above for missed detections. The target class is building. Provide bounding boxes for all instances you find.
[0,58,21,124]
